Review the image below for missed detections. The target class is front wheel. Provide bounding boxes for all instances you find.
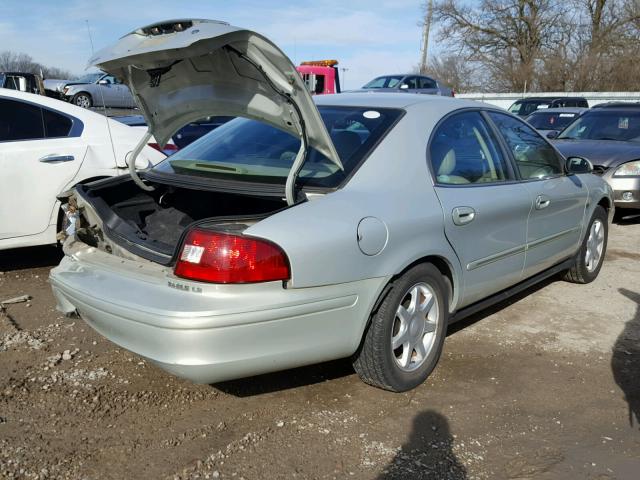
[353,263,448,392]
[564,205,608,284]
[72,93,92,108]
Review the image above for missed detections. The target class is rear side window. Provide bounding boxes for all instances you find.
[418,77,437,89]
[429,111,511,185]
[43,108,73,137]
[488,112,564,179]
[0,98,45,141]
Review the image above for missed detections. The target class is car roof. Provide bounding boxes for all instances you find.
[0,88,122,124]
[515,96,586,102]
[591,102,640,109]
[526,107,587,115]
[314,92,480,110]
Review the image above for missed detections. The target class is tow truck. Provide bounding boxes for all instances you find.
[296,60,341,95]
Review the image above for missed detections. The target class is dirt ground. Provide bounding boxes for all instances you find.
[1,213,639,480]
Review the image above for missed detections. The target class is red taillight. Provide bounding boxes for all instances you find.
[174,229,290,284]
[148,142,179,156]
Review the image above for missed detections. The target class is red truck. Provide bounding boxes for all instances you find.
[296,60,341,95]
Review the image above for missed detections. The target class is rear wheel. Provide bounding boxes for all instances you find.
[353,263,448,392]
[564,205,608,284]
[72,93,92,108]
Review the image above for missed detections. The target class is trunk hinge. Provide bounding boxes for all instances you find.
[285,139,307,206]
[128,131,155,191]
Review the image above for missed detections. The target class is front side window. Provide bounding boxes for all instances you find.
[0,98,45,141]
[488,112,564,179]
[153,106,403,189]
[558,111,640,142]
[429,111,511,185]
[401,77,419,89]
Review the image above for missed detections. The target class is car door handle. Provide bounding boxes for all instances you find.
[535,195,551,210]
[452,206,476,226]
[39,154,75,163]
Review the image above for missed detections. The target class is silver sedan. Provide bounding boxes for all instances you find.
[50,20,613,392]
[62,73,136,109]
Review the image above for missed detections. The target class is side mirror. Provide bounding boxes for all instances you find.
[546,130,559,139]
[98,79,109,85]
[399,84,409,89]
[566,156,593,174]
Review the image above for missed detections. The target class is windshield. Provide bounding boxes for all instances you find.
[362,76,404,89]
[526,111,580,130]
[508,100,550,116]
[74,73,103,83]
[558,111,640,142]
[153,106,403,188]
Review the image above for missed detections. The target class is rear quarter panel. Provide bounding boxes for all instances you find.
[246,102,465,309]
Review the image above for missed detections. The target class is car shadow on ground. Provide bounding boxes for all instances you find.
[0,245,63,272]
[377,410,467,479]
[447,275,557,335]
[212,359,356,397]
[611,288,640,429]
[613,209,640,225]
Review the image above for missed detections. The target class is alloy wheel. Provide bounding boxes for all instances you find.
[585,218,605,272]
[391,282,439,372]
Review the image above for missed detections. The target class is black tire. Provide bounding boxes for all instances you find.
[564,205,608,284]
[72,93,92,108]
[353,263,448,392]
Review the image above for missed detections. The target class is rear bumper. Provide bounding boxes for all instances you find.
[50,247,387,383]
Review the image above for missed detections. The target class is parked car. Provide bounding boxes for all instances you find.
[61,72,136,108]
[525,107,588,137]
[509,97,589,117]
[44,73,103,99]
[0,89,166,251]
[552,104,640,211]
[51,19,612,392]
[359,74,454,96]
[113,114,234,149]
[1,72,45,95]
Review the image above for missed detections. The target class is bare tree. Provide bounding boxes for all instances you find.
[426,54,479,92]
[0,50,72,79]
[434,0,567,91]
[429,0,640,92]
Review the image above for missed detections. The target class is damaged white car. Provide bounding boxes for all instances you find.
[50,20,612,392]
[0,89,165,251]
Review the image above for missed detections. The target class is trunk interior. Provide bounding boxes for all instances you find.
[75,177,287,265]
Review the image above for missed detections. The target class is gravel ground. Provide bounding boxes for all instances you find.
[1,213,639,480]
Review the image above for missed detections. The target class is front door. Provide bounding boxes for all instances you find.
[429,111,531,307]
[0,97,87,239]
[487,112,587,277]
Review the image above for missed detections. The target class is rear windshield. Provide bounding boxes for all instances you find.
[526,111,580,130]
[508,100,550,116]
[558,111,640,142]
[362,76,404,89]
[153,106,403,188]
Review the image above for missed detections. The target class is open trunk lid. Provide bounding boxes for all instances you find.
[88,19,341,171]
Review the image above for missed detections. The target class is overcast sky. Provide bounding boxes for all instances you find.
[0,0,428,89]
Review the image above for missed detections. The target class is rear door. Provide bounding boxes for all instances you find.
[429,110,531,307]
[0,97,87,239]
[487,112,587,277]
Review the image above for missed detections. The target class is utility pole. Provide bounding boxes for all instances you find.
[420,0,434,74]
